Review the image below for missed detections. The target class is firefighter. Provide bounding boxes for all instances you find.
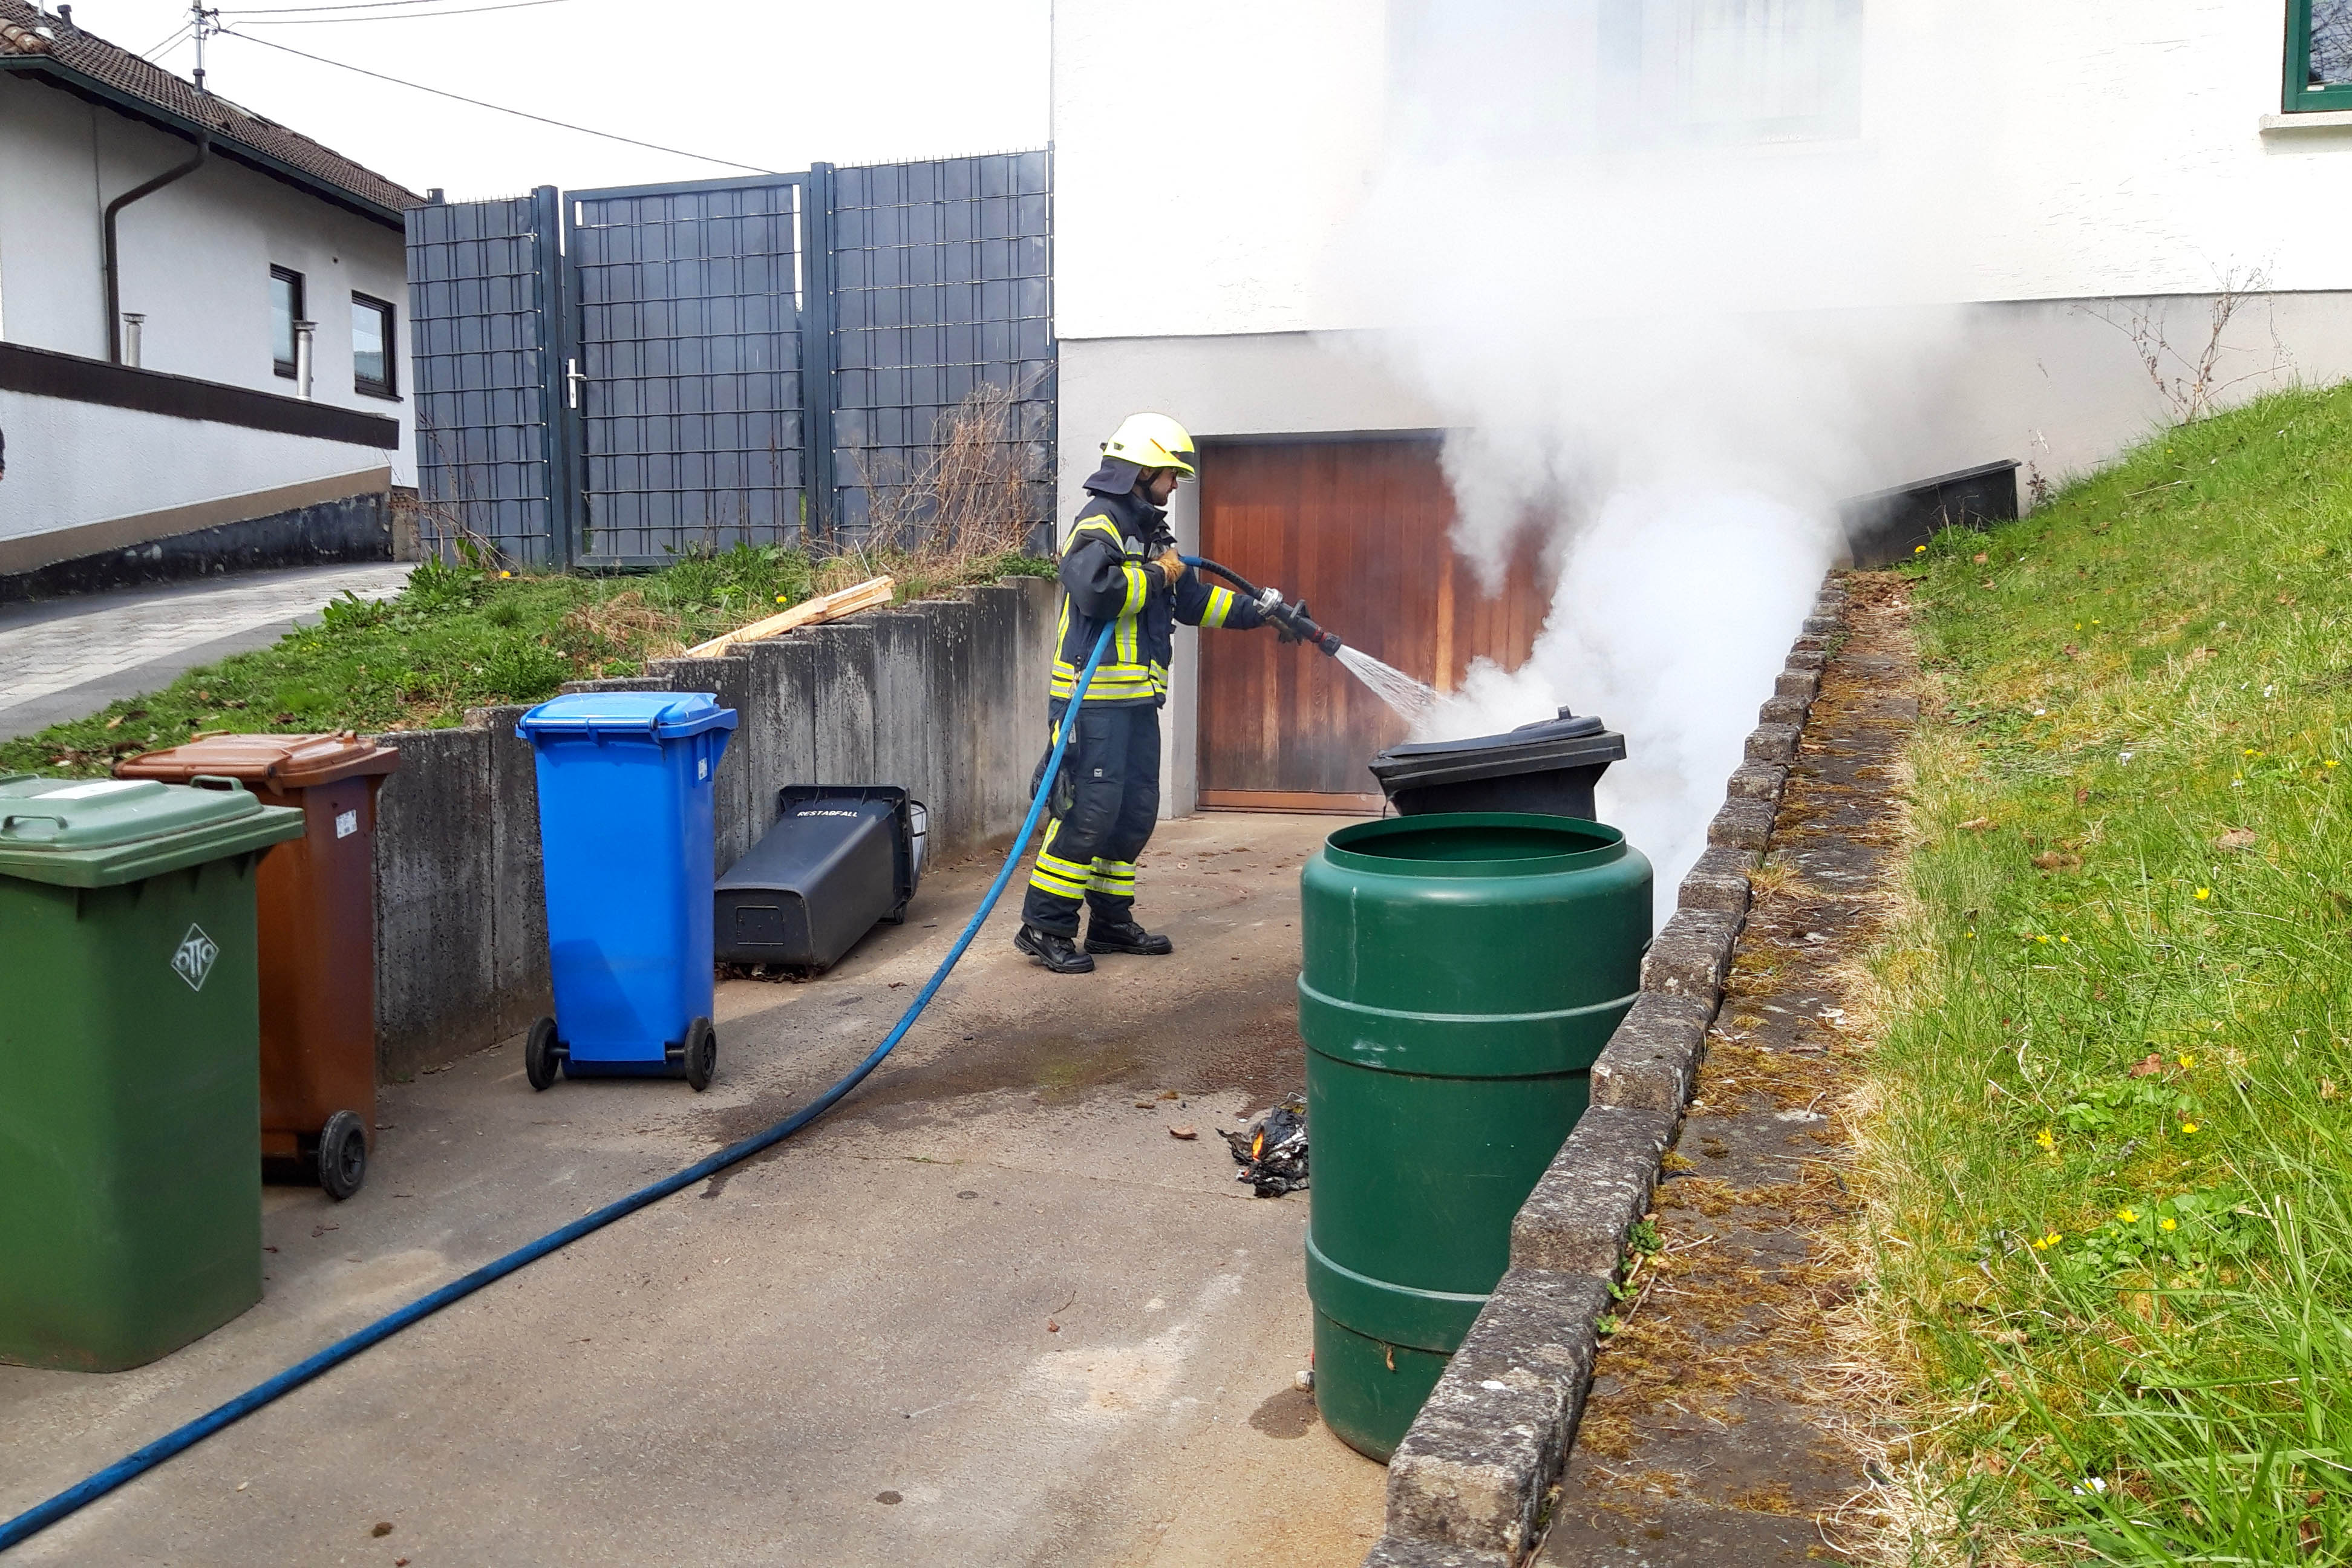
[1015,413,1275,974]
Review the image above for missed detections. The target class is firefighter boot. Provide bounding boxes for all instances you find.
[1085,917,1175,956]
[1016,924,1096,975]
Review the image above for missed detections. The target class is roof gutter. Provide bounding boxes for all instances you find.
[103,125,207,363]
[0,53,408,229]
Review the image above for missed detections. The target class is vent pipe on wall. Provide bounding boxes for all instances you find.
[293,319,315,399]
[103,128,209,365]
[119,313,144,368]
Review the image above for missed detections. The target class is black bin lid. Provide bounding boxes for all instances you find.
[1367,708,1627,795]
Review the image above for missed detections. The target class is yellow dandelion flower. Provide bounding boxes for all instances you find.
[2328,760,2340,769]
[1914,544,1927,555]
[2035,1129,2056,1151]
[2117,1207,2140,1223]
[2196,888,2211,901]
[2181,1122,2199,1134]
[2036,934,2051,944]
[2059,934,2071,943]
[2178,1053,2195,1069]
[2160,1217,2178,1232]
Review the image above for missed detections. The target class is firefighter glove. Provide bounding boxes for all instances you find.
[1154,547,1187,587]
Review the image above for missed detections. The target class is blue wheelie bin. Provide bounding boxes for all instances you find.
[515,692,737,1091]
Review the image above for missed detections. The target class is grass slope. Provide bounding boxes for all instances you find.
[1867,381,2352,1563]
[1,544,1049,777]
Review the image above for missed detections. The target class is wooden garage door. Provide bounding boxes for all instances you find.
[1197,438,1550,811]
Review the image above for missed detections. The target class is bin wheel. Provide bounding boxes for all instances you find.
[526,1016,561,1092]
[684,1016,717,1092]
[318,1110,368,1200]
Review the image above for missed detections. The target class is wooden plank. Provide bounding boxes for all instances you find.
[684,575,895,658]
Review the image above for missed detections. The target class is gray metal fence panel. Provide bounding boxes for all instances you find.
[567,175,811,564]
[405,189,565,566]
[827,151,1056,546]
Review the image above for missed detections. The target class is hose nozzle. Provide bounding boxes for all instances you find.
[1190,555,1343,658]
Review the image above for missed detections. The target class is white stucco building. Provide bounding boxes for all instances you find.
[0,0,419,592]
[1051,0,2352,817]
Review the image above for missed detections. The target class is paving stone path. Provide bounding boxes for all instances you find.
[0,563,413,740]
[1537,574,1918,1566]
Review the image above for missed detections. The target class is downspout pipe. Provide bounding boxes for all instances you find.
[103,127,210,364]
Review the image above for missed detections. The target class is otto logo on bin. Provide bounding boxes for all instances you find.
[172,924,219,991]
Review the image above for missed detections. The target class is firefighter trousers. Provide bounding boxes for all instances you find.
[1021,701,1161,937]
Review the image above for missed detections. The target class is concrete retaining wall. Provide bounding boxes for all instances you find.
[1359,576,1851,1568]
[369,575,1056,1081]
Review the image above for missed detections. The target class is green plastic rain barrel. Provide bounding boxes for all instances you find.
[1299,811,1651,1461]
[0,774,303,1370]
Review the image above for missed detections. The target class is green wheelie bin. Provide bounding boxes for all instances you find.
[0,774,304,1371]
[1299,812,1651,1460]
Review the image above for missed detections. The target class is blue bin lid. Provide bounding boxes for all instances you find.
[515,691,738,741]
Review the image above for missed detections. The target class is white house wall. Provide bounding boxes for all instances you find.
[0,388,389,554]
[1053,0,2352,345]
[0,74,414,485]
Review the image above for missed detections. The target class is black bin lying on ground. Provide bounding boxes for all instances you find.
[1840,458,2020,567]
[715,786,924,971]
[1367,709,1627,818]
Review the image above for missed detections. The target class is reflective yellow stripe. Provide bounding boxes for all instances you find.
[1120,564,1149,615]
[1029,821,1091,898]
[1030,864,1089,899]
[1200,585,1234,628]
[1088,857,1137,895]
[1071,515,1125,551]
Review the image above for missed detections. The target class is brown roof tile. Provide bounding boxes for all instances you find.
[0,0,420,218]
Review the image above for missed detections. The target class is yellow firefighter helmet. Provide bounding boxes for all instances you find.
[1100,412,1198,478]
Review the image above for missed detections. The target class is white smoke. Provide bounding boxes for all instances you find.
[1333,0,1980,906]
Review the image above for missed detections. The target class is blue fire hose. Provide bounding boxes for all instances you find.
[0,621,1120,1555]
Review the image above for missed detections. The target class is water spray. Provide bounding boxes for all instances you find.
[1182,555,1440,726]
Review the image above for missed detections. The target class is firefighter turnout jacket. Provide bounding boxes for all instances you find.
[1051,487,1267,706]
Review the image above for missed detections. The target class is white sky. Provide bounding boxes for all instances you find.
[60,0,1052,199]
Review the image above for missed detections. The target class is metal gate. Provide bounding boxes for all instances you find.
[567,173,814,566]
[407,152,1054,568]
[405,186,577,567]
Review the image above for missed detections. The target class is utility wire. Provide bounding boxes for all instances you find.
[140,20,194,56]
[214,26,775,174]
[229,0,574,21]
[220,0,509,13]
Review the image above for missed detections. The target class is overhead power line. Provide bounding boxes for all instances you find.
[140,21,194,56]
[214,26,776,174]
[220,0,509,13]
[228,0,576,21]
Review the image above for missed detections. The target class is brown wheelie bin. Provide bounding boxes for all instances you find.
[116,733,399,1198]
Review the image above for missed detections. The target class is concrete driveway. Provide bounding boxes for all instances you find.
[0,812,1386,1566]
[0,561,414,739]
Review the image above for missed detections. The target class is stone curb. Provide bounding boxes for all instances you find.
[1676,842,1758,919]
[1725,759,1789,802]
[1638,906,1739,1006]
[1383,1270,1615,1560]
[1589,993,1714,1115]
[1508,1105,1681,1276]
[1358,574,1847,1567]
[1707,795,1776,852]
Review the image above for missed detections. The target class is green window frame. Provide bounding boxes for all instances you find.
[2286,0,2352,113]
